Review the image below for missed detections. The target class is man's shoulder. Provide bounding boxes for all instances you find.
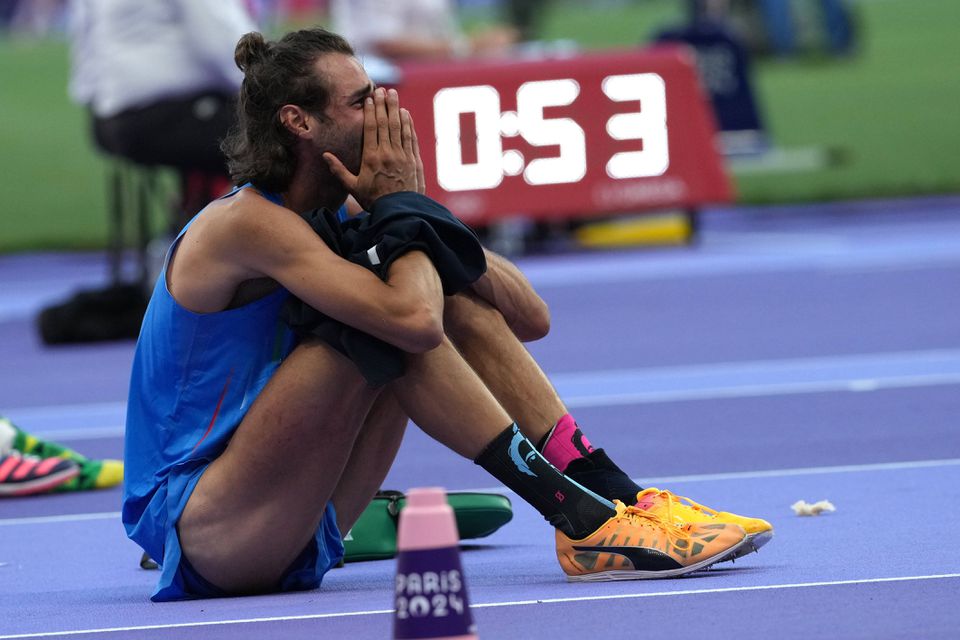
[170,189,297,305]
[221,186,286,215]
[200,188,291,232]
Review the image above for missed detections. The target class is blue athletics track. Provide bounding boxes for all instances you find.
[1,196,959,639]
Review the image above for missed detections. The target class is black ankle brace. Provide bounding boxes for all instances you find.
[475,424,616,538]
[563,448,643,506]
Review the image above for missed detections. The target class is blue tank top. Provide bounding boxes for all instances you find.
[122,185,298,558]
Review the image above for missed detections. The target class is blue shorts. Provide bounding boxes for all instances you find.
[146,464,345,602]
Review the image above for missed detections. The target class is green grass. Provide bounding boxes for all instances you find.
[741,0,960,202]
[534,0,960,204]
[0,37,109,251]
[1,0,957,252]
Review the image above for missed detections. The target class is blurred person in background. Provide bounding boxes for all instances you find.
[67,0,259,232]
[330,0,519,67]
[0,0,17,30]
[722,0,856,57]
[503,0,549,43]
[39,1,260,344]
[0,0,66,35]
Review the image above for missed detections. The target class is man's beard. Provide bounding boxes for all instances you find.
[325,131,363,177]
[342,146,362,176]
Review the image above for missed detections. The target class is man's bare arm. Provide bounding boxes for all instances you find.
[469,248,550,342]
[173,86,445,353]
[286,249,445,354]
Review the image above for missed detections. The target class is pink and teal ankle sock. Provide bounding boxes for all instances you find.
[538,413,594,472]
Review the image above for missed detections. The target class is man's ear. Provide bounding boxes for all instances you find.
[278,104,312,139]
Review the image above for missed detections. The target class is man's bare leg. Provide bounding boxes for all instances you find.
[180,324,621,595]
[330,391,408,534]
[331,329,613,531]
[335,331,612,542]
[389,336,512,459]
[444,291,565,444]
[330,336,519,538]
[179,329,514,594]
[386,335,619,541]
[178,338,384,593]
[444,291,645,506]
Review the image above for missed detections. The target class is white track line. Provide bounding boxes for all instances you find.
[640,457,960,485]
[4,401,125,422]
[21,365,960,441]
[462,457,960,496]
[2,573,958,639]
[0,512,120,527]
[562,372,960,407]
[26,426,126,442]
[4,458,959,527]
[11,374,960,443]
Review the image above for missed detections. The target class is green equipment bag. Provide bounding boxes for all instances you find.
[342,489,513,563]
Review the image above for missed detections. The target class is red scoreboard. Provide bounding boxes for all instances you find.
[396,45,732,227]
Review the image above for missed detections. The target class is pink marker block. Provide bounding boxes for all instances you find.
[397,487,459,551]
[394,487,478,640]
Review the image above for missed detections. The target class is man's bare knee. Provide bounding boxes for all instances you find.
[445,291,550,343]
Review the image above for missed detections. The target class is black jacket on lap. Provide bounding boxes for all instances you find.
[282,192,486,387]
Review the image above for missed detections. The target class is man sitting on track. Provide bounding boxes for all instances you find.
[122,27,771,601]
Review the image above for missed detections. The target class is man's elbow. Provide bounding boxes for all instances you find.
[400,304,445,353]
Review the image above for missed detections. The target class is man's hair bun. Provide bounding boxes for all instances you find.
[234,32,271,72]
